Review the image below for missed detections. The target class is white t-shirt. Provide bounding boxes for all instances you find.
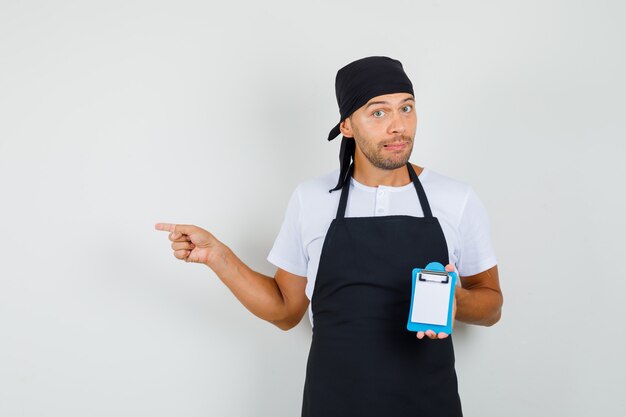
[267,167,498,326]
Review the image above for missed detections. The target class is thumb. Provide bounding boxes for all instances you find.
[452,296,457,329]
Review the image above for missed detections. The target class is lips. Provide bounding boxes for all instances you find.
[383,142,407,151]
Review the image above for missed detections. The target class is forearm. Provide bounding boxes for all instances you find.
[455,286,502,326]
[205,244,288,325]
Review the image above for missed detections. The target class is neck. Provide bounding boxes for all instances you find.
[352,153,415,187]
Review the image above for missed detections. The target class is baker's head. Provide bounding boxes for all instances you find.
[327,56,416,192]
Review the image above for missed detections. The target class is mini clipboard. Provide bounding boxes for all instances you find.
[407,262,457,334]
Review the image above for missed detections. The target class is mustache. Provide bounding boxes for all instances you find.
[381,136,413,146]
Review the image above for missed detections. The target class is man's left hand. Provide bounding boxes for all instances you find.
[416,263,456,340]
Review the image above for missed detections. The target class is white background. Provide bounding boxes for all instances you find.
[1,1,625,416]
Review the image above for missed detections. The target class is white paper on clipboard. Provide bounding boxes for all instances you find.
[410,271,451,326]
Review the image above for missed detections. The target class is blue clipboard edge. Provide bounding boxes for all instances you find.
[407,261,457,334]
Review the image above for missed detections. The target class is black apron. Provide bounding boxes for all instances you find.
[302,162,463,417]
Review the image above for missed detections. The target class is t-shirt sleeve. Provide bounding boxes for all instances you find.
[267,186,308,277]
[456,186,498,277]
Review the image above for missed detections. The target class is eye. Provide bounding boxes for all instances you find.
[373,110,386,118]
[402,105,413,113]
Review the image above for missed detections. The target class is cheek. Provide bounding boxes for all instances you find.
[360,117,387,132]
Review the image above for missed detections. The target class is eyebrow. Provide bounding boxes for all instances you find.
[365,97,415,109]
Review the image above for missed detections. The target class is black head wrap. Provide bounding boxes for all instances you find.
[327,56,414,192]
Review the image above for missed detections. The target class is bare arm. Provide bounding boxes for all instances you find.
[417,263,503,340]
[210,245,309,330]
[455,265,503,326]
[155,223,310,330]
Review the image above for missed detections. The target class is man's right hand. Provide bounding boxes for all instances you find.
[154,222,309,330]
[155,223,223,267]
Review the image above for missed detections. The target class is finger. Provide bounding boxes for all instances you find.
[426,330,437,339]
[445,263,455,272]
[155,223,197,235]
[173,249,190,260]
[416,331,425,339]
[155,223,177,232]
[169,232,190,242]
[437,332,449,339]
[172,241,195,251]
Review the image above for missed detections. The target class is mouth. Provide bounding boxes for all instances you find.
[383,142,407,151]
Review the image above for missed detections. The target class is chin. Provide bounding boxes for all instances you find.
[383,153,412,170]
[376,159,411,170]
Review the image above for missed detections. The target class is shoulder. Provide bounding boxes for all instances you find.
[293,168,342,202]
[284,169,343,231]
[419,166,472,203]
[418,166,489,229]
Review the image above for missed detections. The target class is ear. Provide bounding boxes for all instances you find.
[339,118,354,138]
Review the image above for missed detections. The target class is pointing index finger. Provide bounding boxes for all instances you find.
[155,223,196,237]
[155,223,177,232]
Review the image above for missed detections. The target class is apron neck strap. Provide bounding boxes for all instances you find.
[407,162,433,218]
[336,162,433,219]
[336,163,354,220]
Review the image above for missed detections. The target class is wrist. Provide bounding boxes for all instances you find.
[455,286,470,306]
[204,241,232,271]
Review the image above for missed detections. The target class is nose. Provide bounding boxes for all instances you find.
[388,110,406,135]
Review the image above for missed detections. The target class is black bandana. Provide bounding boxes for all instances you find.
[327,56,414,192]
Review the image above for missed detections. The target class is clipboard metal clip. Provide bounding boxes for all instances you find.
[418,270,450,284]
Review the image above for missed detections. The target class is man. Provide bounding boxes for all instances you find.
[155,56,503,417]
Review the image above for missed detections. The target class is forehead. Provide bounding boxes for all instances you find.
[364,92,414,106]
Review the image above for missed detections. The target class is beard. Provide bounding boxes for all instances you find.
[356,135,414,170]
